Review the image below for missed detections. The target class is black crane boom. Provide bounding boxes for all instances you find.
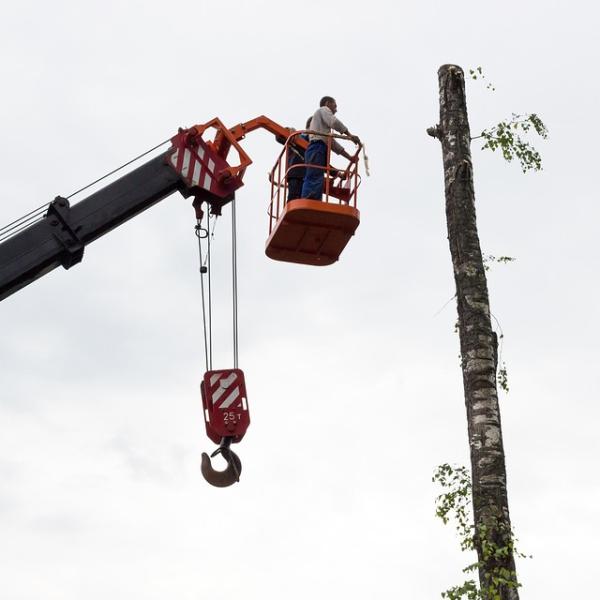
[0,152,185,302]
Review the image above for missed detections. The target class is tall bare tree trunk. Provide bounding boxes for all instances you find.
[428,64,519,599]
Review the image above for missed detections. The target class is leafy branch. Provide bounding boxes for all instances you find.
[469,66,496,91]
[433,464,528,599]
[482,254,516,272]
[497,363,509,393]
[474,113,548,173]
[466,67,548,172]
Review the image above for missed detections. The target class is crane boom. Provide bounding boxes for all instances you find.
[0,153,187,302]
[0,116,263,302]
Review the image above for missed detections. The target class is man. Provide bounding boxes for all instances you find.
[285,117,312,201]
[301,96,360,200]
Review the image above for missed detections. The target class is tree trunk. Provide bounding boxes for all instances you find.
[429,64,519,599]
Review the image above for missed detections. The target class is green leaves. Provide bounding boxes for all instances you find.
[467,66,548,172]
[442,579,480,600]
[433,464,472,528]
[433,464,526,598]
[497,363,509,393]
[478,113,548,172]
[482,254,516,272]
[468,66,496,91]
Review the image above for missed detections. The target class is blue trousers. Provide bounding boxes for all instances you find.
[301,141,327,200]
[287,177,303,201]
[286,148,306,201]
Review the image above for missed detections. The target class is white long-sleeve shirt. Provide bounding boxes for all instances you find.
[308,106,349,155]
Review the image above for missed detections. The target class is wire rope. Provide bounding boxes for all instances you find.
[196,219,210,372]
[231,199,239,369]
[1,137,172,245]
[65,138,172,199]
[0,203,50,236]
[195,211,217,372]
[194,203,237,374]
[0,213,47,244]
[207,215,214,370]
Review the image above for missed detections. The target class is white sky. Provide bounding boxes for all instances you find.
[0,0,598,598]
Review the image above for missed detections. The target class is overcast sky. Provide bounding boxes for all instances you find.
[1,0,598,598]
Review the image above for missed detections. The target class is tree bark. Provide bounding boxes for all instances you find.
[429,64,519,599]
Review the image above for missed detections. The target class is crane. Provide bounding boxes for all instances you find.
[0,115,363,487]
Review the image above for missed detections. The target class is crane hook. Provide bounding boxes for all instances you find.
[201,438,242,488]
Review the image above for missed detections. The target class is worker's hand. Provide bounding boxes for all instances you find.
[350,134,361,145]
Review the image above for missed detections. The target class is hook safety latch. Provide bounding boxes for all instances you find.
[200,369,250,487]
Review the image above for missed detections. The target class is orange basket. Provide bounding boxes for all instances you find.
[265,131,362,266]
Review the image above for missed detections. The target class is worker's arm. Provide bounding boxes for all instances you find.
[331,140,355,161]
[333,124,360,146]
[335,124,361,146]
[321,109,361,146]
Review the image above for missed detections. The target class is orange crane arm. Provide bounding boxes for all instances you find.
[214,115,309,159]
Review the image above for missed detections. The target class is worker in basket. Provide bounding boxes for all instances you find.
[301,96,361,201]
[283,117,311,201]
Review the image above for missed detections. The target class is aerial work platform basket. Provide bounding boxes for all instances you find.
[265,131,362,266]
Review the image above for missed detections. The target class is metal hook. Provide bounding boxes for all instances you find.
[201,438,242,488]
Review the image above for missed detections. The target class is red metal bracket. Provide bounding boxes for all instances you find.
[201,369,250,445]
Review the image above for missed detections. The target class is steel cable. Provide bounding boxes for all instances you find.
[195,202,237,374]
[65,138,172,199]
[0,212,47,244]
[207,215,213,370]
[196,214,216,372]
[196,220,210,372]
[231,199,239,369]
[0,203,50,236]
[1,137,172,245]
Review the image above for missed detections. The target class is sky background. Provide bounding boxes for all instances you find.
[1,0,598,598]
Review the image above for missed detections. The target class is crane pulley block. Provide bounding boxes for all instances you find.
[201,369,250,445]
[168,132,241,198]
[168,118,253,214]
